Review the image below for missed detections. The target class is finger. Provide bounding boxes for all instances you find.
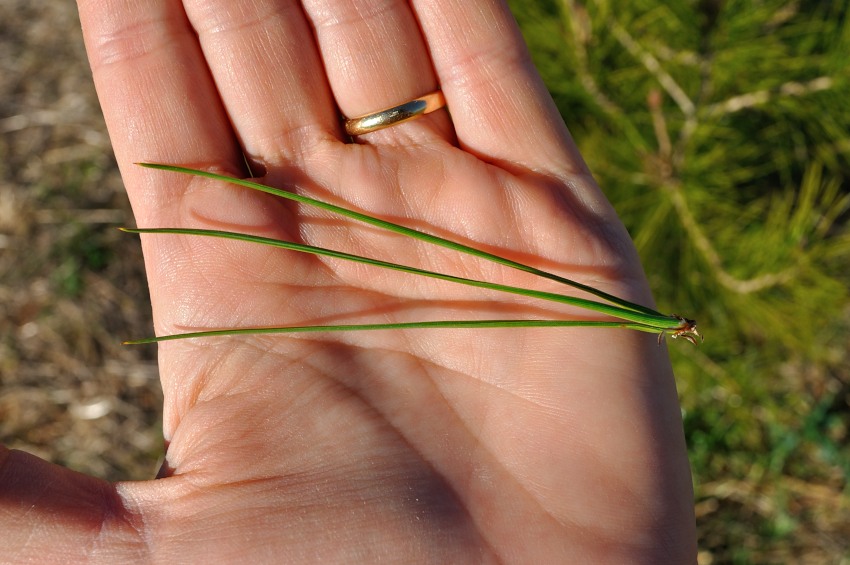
[302,0,453,142]
[414,0,589,174]
[182,0,343,163]
[77,0,245,227]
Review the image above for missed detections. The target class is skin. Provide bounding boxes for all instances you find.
[0,0,697,562]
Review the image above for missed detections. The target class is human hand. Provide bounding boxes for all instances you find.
[1,0,696,562]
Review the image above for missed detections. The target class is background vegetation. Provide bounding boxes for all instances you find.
[1,0,848,562]
[1,1,161,482]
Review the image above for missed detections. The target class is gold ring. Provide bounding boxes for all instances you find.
[344,90,446,136]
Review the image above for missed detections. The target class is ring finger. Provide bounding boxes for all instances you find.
[302,0,453,143]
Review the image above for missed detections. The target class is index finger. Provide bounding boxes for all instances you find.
[414,0,589,176]
[77,0,245,227]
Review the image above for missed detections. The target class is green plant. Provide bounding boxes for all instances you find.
[123,164,701,345]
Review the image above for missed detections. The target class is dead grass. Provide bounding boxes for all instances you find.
[1,0,162,481]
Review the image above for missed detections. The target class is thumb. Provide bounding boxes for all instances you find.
[0,446,143,562]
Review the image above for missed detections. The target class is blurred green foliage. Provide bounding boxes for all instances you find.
[511,0,850,560]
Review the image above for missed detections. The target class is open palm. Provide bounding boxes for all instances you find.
[1,0,696,562]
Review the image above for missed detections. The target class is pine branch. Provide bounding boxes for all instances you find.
[610,21,695,117]
[647,86,797,294]
[705,76,835,117]
[560,0,623,117]
[665,181,797,293]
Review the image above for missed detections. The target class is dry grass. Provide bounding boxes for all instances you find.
[1,0,162,481]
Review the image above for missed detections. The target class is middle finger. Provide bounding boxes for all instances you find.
[184,0,341,164]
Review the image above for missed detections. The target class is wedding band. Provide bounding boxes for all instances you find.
[344,90,446,136]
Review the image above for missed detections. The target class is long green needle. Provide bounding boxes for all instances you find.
[122,227,680,329]
[125,163,701,345]
[123,319,663,345]
[137,163,660,316]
